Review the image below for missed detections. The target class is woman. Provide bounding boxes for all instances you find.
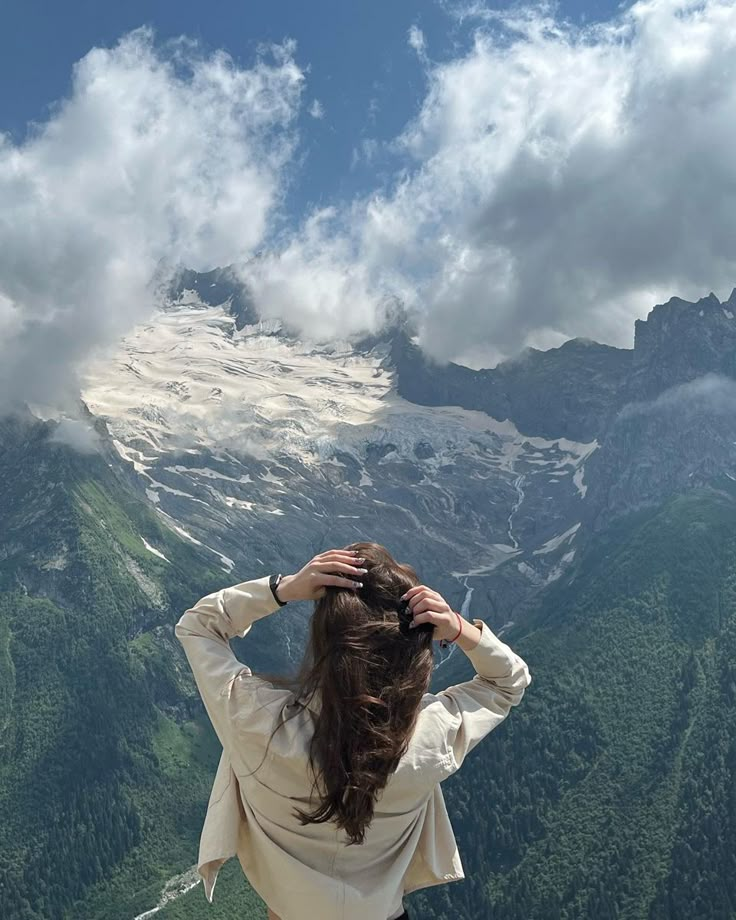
[175,542,531,920]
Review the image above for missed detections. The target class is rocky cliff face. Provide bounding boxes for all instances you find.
[630,288,736,399]
[392,330,631,442]
[392,286,736,540]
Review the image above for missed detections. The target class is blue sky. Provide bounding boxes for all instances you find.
[1,0,618,221]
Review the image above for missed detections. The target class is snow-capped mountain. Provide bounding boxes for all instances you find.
[78,287,596,653]
[73,273,736,658]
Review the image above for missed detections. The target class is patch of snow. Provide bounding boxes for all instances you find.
[146,479,209,506]
[222,496,255,510]
[156,513,235,573]
[261,470,286,486]
[157,516,203,546]
[546,549,576,583]
[165,465,252,484]
[218,553,236,573]
[570,440,598,498]
[141,537,170,563]
[113,439,154,474]
[516,561,539,580]
[573,467,587,498]
[724,308,734,320]
[533,523,581,555]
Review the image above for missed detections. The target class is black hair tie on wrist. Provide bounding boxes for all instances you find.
[269,573,288,606]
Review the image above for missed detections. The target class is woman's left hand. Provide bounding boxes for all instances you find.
[276,548,368,602]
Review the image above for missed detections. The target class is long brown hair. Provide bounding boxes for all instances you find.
[289,541,434,845]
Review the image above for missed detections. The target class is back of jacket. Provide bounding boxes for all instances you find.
[175,575,532,920]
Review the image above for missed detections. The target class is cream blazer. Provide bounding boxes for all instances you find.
[175,576,531,920]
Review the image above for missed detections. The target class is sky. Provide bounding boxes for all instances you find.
[0,0,617,219]
[1,0,736,411]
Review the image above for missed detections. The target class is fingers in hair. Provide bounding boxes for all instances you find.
[322,574,362,588]
[314,560,367,576]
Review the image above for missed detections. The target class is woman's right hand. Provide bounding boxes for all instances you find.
[403,584,465,643]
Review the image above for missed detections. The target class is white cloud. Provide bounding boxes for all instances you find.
[244,207,399,341]
[48,418,102,453]
[308,99,325,119]
[244,0,736,366]
[0,28,303,411]
[408,25,427,57]
[618,373,736,420]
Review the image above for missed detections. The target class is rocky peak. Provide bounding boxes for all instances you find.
[630,290,736,401]
[168,265,258,330]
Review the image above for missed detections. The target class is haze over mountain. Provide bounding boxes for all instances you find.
[3,272,736,918]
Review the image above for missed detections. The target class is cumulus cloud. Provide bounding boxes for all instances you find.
[0,28,303,412]
[308,99,325,119]
[243,0,736,367]
[244,206,416,341]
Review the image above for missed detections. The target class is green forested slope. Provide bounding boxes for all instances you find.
[0,418,266,920]
[410,486,736,920]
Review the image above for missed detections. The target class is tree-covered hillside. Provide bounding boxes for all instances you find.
[0,414,270,920]
[410,484,736,919]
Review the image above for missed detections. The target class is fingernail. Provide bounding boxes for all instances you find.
[355,581,363,588]
[357,567,368,573]
[356,556,365,563]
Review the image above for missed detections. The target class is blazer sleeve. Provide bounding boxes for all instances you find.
[174,575,289,751]
[425,619,532,773]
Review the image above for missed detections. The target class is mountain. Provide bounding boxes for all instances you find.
[2,274,736,918]
[0,408,275,920]
[78,286,599,646]
[393,287,736,441]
